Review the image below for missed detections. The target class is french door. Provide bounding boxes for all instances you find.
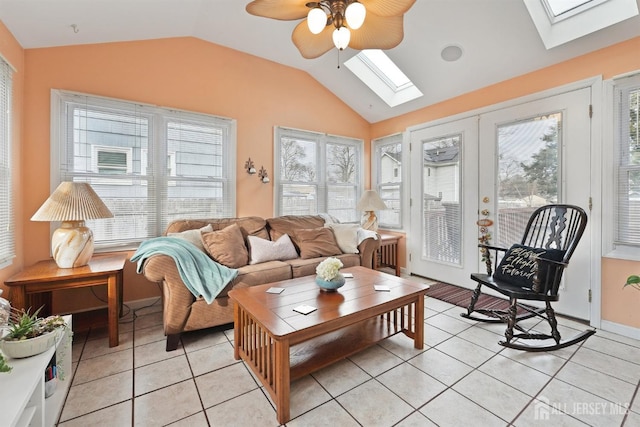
[409,88,592,319]
[408,117,479,286]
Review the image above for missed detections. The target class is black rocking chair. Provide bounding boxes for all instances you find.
[461,204,595,351]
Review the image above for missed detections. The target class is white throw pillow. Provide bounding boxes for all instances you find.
[248,234,299,264]
[326,223,360,254]
[168,224,213,252]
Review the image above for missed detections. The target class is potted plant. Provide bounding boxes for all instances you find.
[0,306,67,359]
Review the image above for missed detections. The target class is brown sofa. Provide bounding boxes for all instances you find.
[139,215,380,350]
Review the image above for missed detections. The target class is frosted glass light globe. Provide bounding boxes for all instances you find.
[307,8,327,34]
[332,27,351,50]
[345,2,366,30]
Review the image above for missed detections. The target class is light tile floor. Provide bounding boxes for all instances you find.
[56,279,640,427]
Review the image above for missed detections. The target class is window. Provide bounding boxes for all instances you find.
[373,134,403,229]
[274,127,363,222]
[344,50,422,108]
[524,0,638,49]
[0,57,13,267]
[52,91,236,250]
[613,74,640,251]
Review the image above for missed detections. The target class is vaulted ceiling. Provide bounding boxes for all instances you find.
[1,0,640,123]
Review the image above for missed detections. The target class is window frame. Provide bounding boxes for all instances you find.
[51,90,237,251]
[0,56,14,269]
[274,127,364,222]
[372,133,404,230]
[603,72,640,260]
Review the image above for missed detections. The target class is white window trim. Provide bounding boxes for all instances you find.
[372,133,405,230]
[524,0,638,49]
[50,89,237,250]
[603,71,640,261]
[0,56,14,269]
[273,127,364,220]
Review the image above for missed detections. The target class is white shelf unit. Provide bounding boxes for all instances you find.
[1,315,72,427]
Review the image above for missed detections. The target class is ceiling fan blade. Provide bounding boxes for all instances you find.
[361,0,416,17]
[246,0,310,20]
[292,21,335,59]
[349,14,405,50]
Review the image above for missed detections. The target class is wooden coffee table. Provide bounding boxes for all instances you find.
[228,266,430,424]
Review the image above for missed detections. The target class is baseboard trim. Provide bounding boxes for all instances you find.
[65,296,162,316]
[600,320,640,340]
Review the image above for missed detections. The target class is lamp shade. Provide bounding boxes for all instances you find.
[357,190,388,212]
[31,182,113,222]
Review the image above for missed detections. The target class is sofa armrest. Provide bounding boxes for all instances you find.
[139,254,194,335]
[357,235,381,269]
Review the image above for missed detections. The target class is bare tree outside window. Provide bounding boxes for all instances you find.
[327,144,356,183]
[275,128,362,221]
[280,138,316,181]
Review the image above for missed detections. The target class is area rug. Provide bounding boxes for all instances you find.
[427,281,534,314]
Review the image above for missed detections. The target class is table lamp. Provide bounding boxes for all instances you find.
[356,190,388,231]
[31,182,113,268]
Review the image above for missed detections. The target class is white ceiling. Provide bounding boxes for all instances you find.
[1,0,640,123]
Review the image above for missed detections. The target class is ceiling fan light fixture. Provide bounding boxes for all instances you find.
[332,26,350,50]
[345,1,366,30]
[307,7,327,34]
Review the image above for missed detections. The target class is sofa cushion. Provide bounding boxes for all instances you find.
[234,261,293,288]
[248,234,298,264]
[325,223,360,254]
[286,254,361,278]
[167,224,213,252]
[165,217,269,240]
[267,215,326,241]
[293,227,342,259]
[201,223,249,268]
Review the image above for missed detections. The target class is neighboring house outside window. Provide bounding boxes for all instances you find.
[274,127,363,222]
[0,57,13,268]
[373,134,403,229]
[52,90,236,250]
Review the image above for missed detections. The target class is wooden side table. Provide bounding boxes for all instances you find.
[376,233,402,277]
[5,253,127,347]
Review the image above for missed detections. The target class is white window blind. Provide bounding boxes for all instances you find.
[53,91,236,250]
[373,134,403,229]
[615,75,640,247]
[0,57,14,267]
[274,127,363,222]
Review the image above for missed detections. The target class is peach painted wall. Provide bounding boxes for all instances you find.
[373,36,640,329]
[17,37,369,313]
[0,21,24,294]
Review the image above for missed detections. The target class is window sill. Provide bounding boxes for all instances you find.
[603,246,640,262]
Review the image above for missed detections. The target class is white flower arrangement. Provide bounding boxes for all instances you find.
[316,257,344,281]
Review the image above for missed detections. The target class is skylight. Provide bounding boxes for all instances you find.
[344,49,423,108]
[544,0,599,18]
[524,0,639,48]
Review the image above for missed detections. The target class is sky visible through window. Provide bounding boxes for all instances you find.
[545,0,595,16]
[358,49,411,90]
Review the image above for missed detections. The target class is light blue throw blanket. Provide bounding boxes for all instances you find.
[131,237,238,304]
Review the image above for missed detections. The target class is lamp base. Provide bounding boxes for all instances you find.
[51,221,94,268]
[361,211,378,231]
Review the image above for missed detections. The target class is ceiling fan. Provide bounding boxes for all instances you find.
[246,0,416,59]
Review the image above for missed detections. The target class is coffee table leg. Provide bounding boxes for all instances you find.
[274,339,290,424]
[414,296,425,349]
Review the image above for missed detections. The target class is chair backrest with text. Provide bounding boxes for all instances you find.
[494,204,587,296]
